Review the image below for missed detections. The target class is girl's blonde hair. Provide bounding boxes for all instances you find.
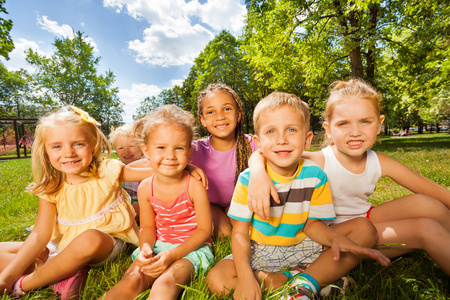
[109,124,134,149]
[323,78,383,146]
[197,83,252,184]
[134,104,195,149]
[27,106,111,195]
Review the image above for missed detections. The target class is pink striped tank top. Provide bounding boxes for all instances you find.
[150,172,198,244]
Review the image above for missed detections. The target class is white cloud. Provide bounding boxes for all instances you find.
[37,15,75,38]
[1,38,48,72]
[118,83,162,123]
[171,78,185,87]
[37,15,99,52]
[103,0,246,67]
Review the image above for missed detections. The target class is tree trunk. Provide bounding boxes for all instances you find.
[333,1,364,79]
[365,4,378,82]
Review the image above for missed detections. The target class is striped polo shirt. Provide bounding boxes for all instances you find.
[228,159,336,246]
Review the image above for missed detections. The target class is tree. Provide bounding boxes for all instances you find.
[242,0,449,129]
[25,31,123,131]
[181,30,258,133]
[134,87,185,120]
[0,0,14,60]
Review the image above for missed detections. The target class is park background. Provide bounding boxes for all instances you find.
[0,0,449,299]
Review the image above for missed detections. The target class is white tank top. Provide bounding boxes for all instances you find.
[322,146,382,224]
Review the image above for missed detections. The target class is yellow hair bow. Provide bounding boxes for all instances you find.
[69,105,101,127]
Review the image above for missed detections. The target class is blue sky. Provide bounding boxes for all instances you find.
[1,0,247,123]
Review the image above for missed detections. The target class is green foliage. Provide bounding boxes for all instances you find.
[25,31,123,134]
[0,0,14,60]
[1,134,449,299]
[134,86,185,120]
[181,30,259,133]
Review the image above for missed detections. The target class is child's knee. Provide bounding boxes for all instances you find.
[118,272,147,296]
[207,264,232,296]
[350,218,378,247]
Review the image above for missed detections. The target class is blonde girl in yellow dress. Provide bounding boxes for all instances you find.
[0,106,154,300]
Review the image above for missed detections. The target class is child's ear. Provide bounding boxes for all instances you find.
[253,135,262,152]
[323,122,332,139]
[378,115,385,134]
[304,131,313,151]
[141,144,149,159]
[199,114,207,128]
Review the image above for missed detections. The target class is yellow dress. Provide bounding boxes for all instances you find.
[39,159,139,250]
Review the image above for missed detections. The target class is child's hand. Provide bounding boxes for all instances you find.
[330,236,391,267]
[186,164,209,189]
[247,169,279,220]
[135,243,156,268]
[233,276,261,300]
[139,250,174,277]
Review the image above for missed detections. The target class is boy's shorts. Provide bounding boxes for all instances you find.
[132,240,214,273]
[47,236,125,267]
[222,237,324,273]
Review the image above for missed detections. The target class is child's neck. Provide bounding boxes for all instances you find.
[210,135,236,151]
[331,146,367,174]
[153,171,186,204]
[65,174,88,185]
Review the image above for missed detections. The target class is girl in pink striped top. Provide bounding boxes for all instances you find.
[100,105,213,300]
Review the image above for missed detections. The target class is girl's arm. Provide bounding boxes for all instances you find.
[134,178,157,269]
[125,158,208,189]
[247,151,279,220]
[120,165,155,183]
[140,177,211,277]
[247,150,326,220]
[0,199,55,293]
[378,153,450,209]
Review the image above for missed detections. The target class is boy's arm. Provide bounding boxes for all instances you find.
[247,151,280,220]
[378,153,450,209]
[231,220,262,300]
[304,219,390,266]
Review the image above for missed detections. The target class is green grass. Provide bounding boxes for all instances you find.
[0,134,449,299]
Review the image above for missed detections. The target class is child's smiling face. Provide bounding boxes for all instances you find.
[45,125,93,184]
[254,105,312,177]
[141,123,192,178]
[199,91,240,141]
[115,136,139,164]
[324,98,384,159]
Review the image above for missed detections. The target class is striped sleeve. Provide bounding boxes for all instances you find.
[227,170,253,222]
[304,163,336,220]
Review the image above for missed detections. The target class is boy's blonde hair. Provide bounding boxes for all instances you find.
[197,82,252,184]
[253,92,311,135]
[28,106,111,195]
[109,124,134,149]
[134,104,195,148]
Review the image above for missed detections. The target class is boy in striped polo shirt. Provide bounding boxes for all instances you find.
[207,92,390,300]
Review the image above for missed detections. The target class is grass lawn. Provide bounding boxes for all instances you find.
[0,133,449,299]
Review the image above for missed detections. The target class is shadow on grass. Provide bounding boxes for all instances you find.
[374,135,450,152]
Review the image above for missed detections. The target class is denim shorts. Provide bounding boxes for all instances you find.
[132,240,214,273]
[223,237,324,273]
